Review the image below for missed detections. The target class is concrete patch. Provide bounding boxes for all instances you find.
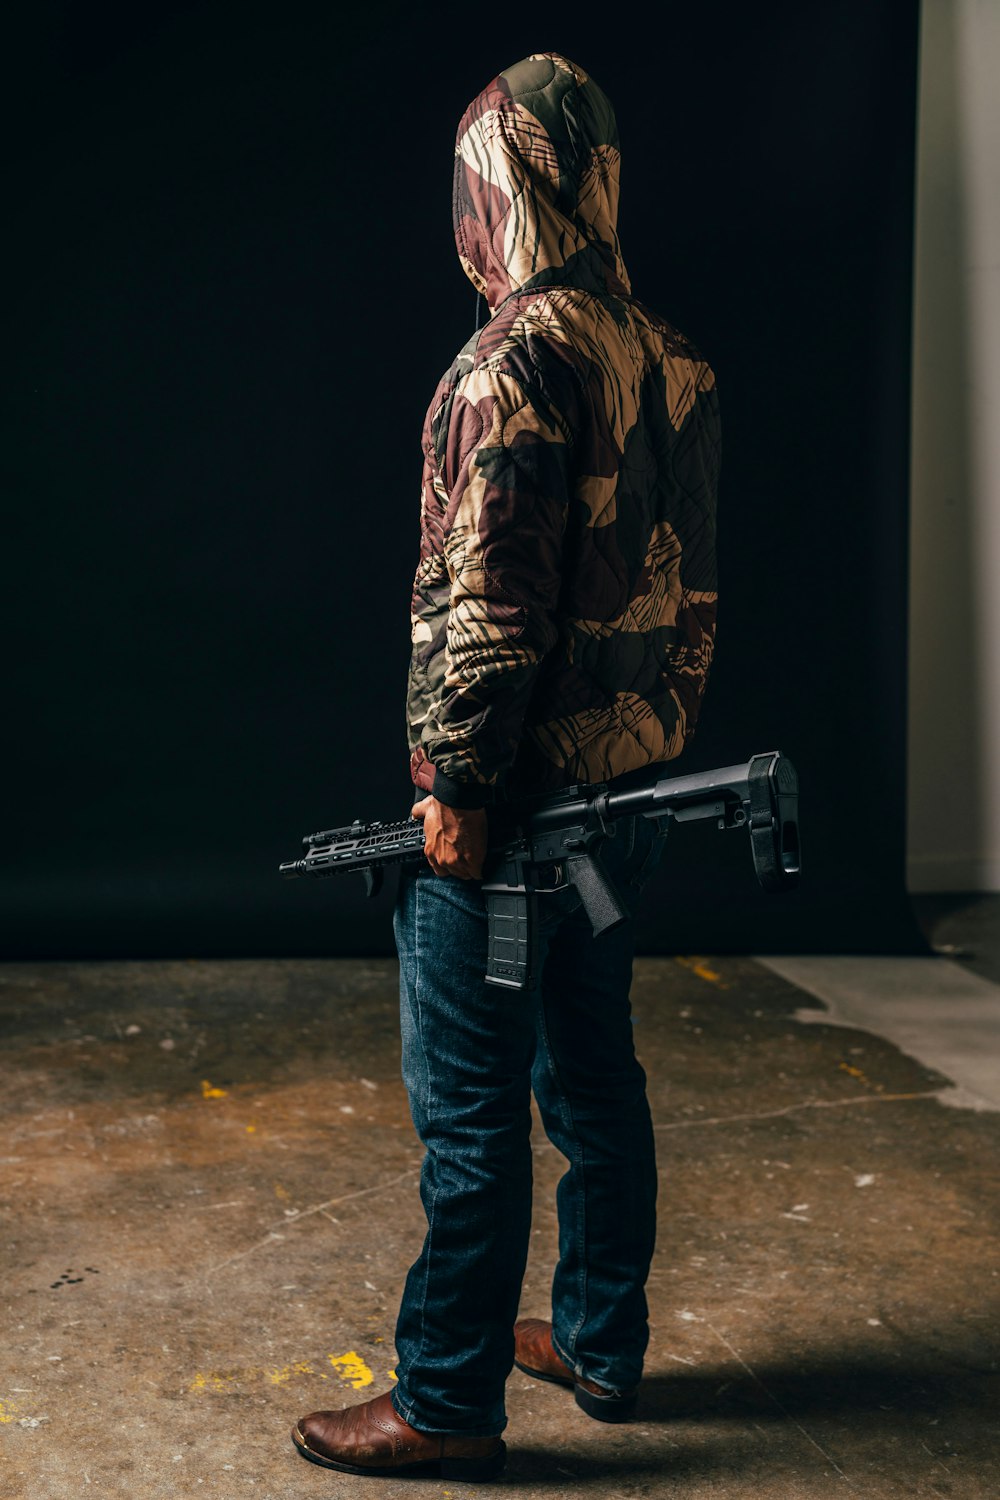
[759,954,1000,1111]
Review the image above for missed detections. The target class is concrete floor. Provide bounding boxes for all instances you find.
[1,923,998,1497]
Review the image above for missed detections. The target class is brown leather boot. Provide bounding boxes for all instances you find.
[291,1390,505,1479]
[513,1318,638,1423]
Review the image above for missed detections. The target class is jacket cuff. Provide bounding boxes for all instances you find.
[431,767,494,810]
[410,746,436,795]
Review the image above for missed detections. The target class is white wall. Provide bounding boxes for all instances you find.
[908,0,1000,892]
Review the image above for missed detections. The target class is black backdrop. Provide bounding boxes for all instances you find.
[4,1,928,959]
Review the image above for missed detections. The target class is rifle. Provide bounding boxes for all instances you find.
[279,751,800,992]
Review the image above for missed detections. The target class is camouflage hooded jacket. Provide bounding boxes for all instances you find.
[406,53,720,809]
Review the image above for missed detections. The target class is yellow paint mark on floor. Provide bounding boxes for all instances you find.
[201,1080,228,1099]
[246,1123,257,1134]
[274,1183,290,1201]
[388,1368,397,1382]
[188,1353,389,1396]
[267,1361,315,1386]
[330,1351,374,1389]
[189,1370,239,1393]
[0,1398,20,1424]
[675,955,728,989]
[839,1061,878,1089]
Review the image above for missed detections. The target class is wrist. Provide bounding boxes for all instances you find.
[430,767,494,810]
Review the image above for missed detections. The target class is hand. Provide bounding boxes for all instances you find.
[411,795,487,880]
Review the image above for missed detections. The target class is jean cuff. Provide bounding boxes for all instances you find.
[390,1383,508,1438]
[551,1330,638,1395]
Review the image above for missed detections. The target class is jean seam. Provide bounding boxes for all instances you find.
[406,874,437,1406]
[535,985,589,1358]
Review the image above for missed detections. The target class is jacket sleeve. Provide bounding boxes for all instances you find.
[419,367,573,809]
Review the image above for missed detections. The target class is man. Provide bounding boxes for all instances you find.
[292,51,719,1480]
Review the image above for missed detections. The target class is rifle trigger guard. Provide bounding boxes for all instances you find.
[531,861,566,893]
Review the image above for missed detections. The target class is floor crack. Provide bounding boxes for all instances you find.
[654,1091,940,1132]
[200,1168,418,1279]
[704,1319,856,1488]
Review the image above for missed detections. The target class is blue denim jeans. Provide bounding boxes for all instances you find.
[390,809,665,1436]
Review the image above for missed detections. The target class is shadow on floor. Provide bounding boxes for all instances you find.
[910,891,1000,985]
[502,1345,999,1488]
[638,1347,998,1420]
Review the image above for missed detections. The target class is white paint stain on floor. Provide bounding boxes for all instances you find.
[757,955,1000,1111]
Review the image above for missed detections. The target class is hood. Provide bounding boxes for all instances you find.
[453,53,630,312]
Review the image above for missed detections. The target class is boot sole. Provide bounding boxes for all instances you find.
[513,1355,574,1390]
[574,1384,638,1424]
[292,1425,506,1480]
